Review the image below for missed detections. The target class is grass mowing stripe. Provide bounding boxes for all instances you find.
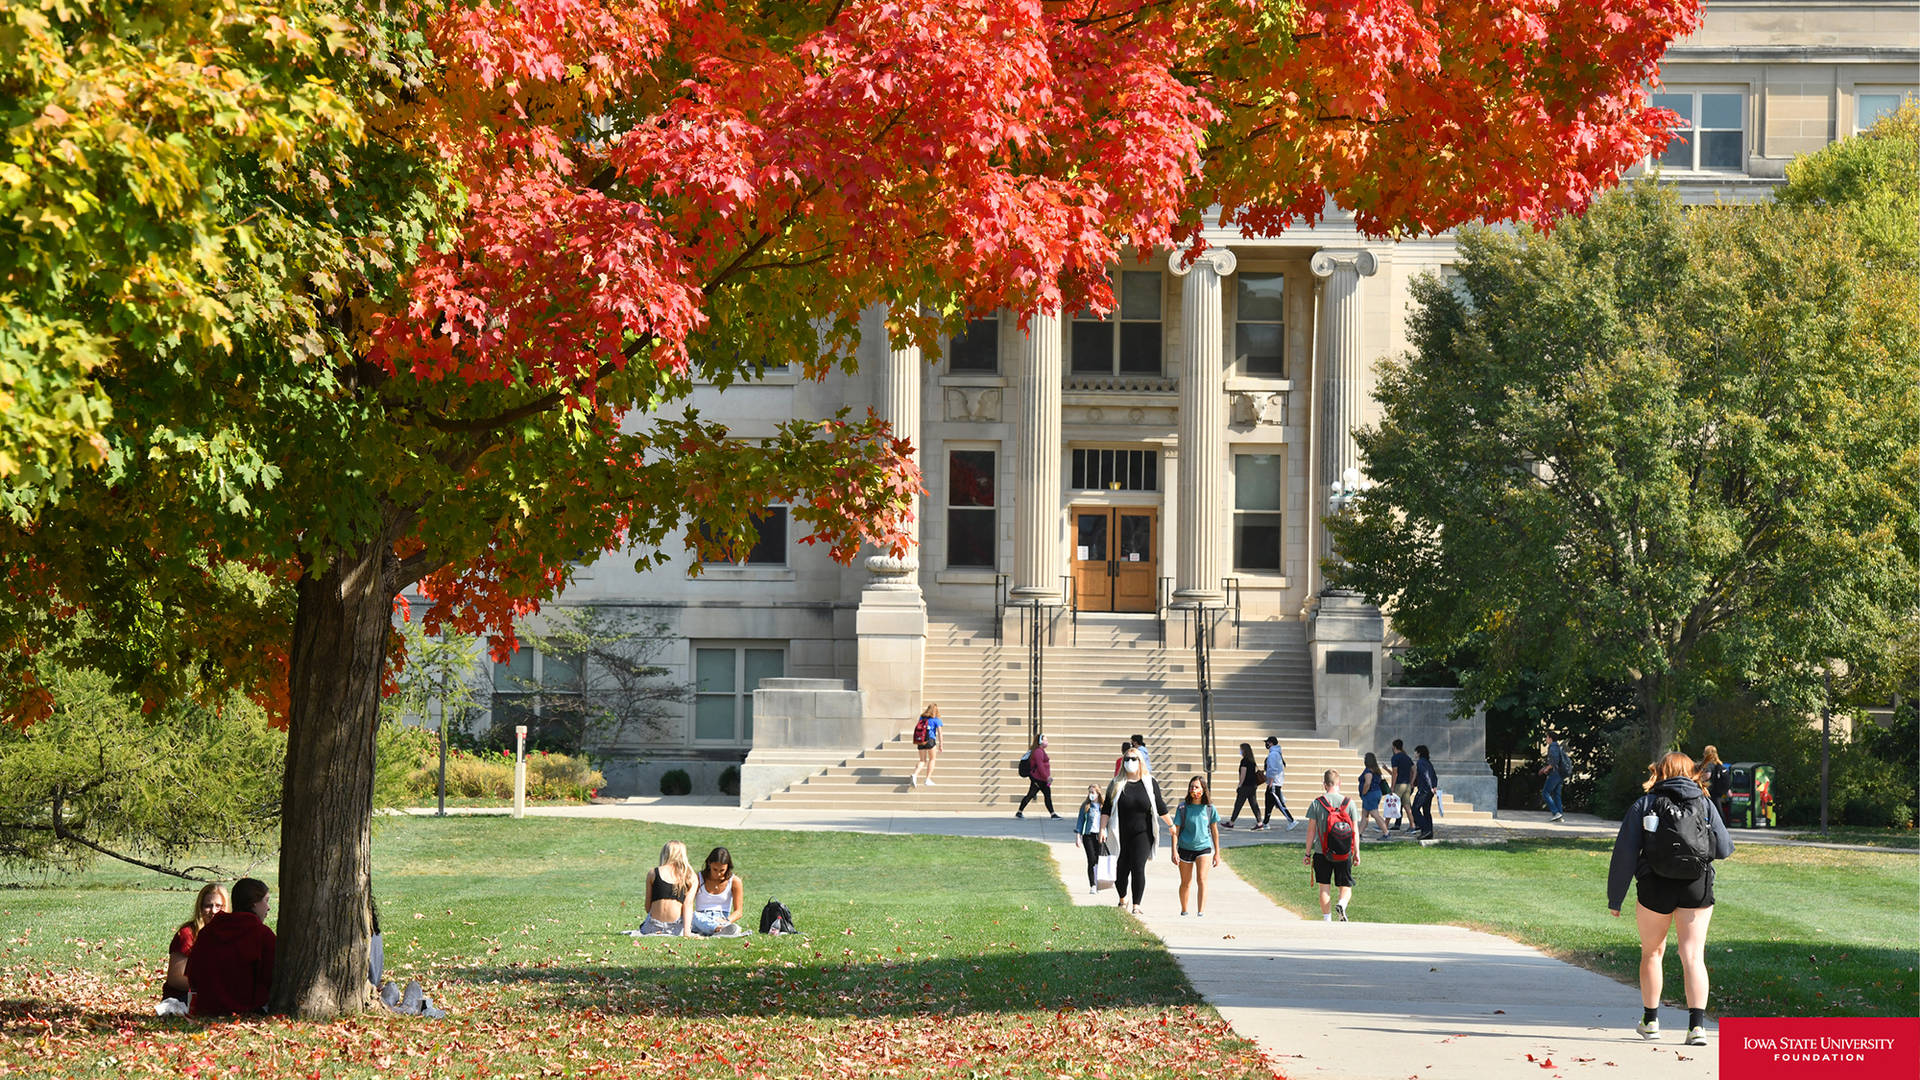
[1229,836,1919,1018]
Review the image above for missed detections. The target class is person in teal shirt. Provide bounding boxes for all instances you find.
[1171,776,1222,916]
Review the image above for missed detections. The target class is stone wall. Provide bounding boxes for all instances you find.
[1377,687,1499,816]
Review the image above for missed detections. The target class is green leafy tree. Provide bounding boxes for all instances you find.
[0,662,283,877]
[490,606,689,756]
[1333,181,1920,763]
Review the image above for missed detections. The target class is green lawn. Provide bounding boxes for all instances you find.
[1,818,1268,1079]
[1230,836,1920,1017]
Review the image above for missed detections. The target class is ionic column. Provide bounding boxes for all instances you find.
[1309,249,1378,517]
[1011,311,1062,602]
[1171,249,1236,607]
[864,336,922,590]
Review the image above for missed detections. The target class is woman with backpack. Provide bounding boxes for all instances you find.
[1015,734,1056,818]
[1701,745,1731,823]
[909,704,942,787]
[1607,751,1735,1048]
[1101,747,1172,915]
[1221,743,1264,830]
[1171,776,1222,916]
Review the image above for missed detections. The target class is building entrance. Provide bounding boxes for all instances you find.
[1071,507,1158,613]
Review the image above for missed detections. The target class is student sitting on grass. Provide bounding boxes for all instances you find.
[690,846,749,937]
[187,878,275,1016]
[159,883,229,1010]
[637,841,696,935]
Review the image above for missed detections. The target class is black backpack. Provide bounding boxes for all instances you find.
[759,898,796,935]
[1644,793,1714,879]
[1016,753,1032,778]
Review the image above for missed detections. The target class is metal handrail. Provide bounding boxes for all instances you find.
[1193,607,1216,794]
[1063,574,1077,646]
[993,573,1011,645]
[1155,576,1172,646]
[1221,576,1243,648]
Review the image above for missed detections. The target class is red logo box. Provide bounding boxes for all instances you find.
[1721,1017,1920,1079]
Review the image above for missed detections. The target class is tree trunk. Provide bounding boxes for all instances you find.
[1634,673,1679,766]
[269,540,393,1017]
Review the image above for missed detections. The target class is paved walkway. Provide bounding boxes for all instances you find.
[408,802,1781,1079]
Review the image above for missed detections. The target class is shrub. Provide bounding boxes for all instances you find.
[717,765,740,797]
[659,769,692,796]
[389,738,604,803]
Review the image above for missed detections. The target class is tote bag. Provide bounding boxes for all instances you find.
[1380,792,1402,819]
[1095,845,1117,890]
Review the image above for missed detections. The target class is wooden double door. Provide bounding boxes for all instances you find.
[1071,506,1158,613]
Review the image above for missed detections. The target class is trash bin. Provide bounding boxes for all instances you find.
[1728,762,1777,828]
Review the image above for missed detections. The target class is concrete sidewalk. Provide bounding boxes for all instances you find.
[412,803,1722,1079]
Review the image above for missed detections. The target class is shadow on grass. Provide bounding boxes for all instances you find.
[456,945,1197,1019]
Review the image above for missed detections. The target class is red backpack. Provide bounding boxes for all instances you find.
[1317,796,1356,861]
[912,716,931,744]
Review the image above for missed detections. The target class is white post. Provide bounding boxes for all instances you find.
[512,724,527,818]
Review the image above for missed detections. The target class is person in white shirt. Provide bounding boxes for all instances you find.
[1262,736,1298,830]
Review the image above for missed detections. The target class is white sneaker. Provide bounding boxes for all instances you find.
[1089,886,1097,895]
[1636,1018,1660,1040]
[925,779,936,786]
[1685,1026,1707,1046]
[1286,819,1301,831]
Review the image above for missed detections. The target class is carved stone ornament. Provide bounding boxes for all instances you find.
[1309,249,1378,280]
[943,386,1003,423]
[1230,391,1286,426]
[1170,248,1239,278]
[864,553,921,589]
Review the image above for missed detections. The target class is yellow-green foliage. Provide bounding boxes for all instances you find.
[378,724,604,802]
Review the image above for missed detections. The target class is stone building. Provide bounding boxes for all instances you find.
[485,1,1918,809]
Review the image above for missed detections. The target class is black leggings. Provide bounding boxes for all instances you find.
[1081,833,1103,887]
[1264,785,1294,824]
[1019,779,1055,813]
[1115,832,1152,905]
[1230,784,1261,823]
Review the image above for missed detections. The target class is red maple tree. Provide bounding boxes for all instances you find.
[3,0,1699,1016]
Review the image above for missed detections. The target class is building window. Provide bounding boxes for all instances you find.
[948,317,999,373]
[1235,272,1286,376]
[1653,91,1744,172]
[698,507,788,565]
[693,645,783,742]
[1232,453,1284,572]
[1070,448,1159,491]
[947,449,996,568]
[491,647,582,732]
[1856,88,1915,132]
[1071,271,1162,375]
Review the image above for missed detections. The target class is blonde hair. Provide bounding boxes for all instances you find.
[1700,745,1723,768]
[189,883,230,932]
[1643,751,1702,792]
[657,841,694,895]
[922,703,939,717]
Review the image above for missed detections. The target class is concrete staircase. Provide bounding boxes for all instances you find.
[754,613,1492,821]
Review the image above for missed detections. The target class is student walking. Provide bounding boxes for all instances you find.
[1388,739,1414,830]
[909,704,942,787]
[1016,735,1057,818]
[1356,752,1390,840]
[1540,731,1571,821]
[1409,745,1438,840]
[1171,776,1222,916]
[1102,748,1172,915]
[1701,745,1731,824]
[1607,752,1734,1047]
[1073,785,1106,894]
[1261,736,1298,830]
[1221,743,1264,830]
[1303,770,1360,921]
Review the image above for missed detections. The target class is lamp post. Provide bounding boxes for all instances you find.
[1324,466,1372,596]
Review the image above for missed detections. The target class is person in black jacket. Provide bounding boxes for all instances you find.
[1607,752,1735,1049]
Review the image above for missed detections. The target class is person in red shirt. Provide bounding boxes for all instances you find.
[161,883,229,1004]
[187,878,276,1016]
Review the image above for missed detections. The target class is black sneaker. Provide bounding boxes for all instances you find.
[1334,902,1348,922]
[1220,821,1236,830]
[1015,812,1025,819]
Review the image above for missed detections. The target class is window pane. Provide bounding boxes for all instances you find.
[1234,454,1283,511]
[1070,449,1087,489]
[1234,513,1284,571]
[743,649,784,689]
[948,507,995,568]
[1118,322,1161,373]
[694,694,736,740]
[491,692,536,728]
[745,507,787,564]
[1699,93,1741,130]
[1117,513,1152,561]
[695,648,735,694]
[949,318,998,372]
[1657,136,1692,169]
[1652,93,1691,124]
[542,652,582,691]
[1120,271,1161,320]
[1236,323,1285,375]
[1858,93,1905,128]
[1077,513,1108,561]
[1071,321,1113,373]
[1236,273,1285,322]
[949,451,995,507]
[1699,130,1742,169]
[493,648,535,690]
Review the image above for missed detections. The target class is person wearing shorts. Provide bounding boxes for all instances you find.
[1171,776,1222,916]
[1607,752,1734,1048]
[909,704,942,786]
[1303,770,1359,921]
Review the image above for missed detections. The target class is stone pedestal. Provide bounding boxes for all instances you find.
[1377,688,1500,815]
[1307,593,1384,752]
[739,677,868,806]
